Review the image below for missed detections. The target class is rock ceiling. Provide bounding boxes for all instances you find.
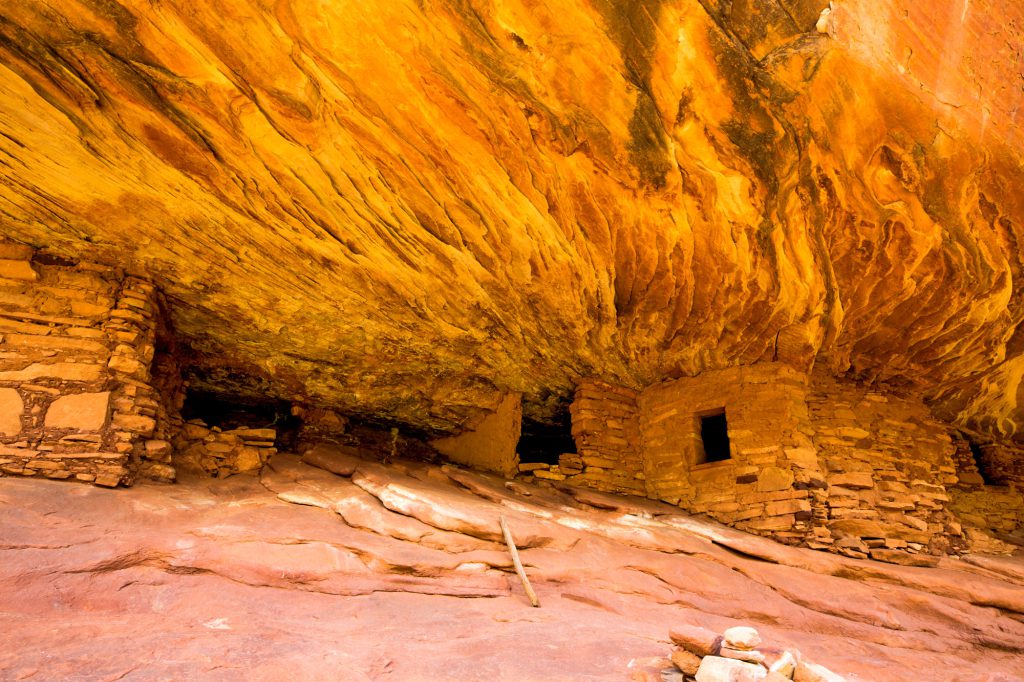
[1,0,1023,436]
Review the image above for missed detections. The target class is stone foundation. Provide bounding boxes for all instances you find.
[0,241,171,486]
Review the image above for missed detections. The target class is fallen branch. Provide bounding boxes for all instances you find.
[499,515,540,607]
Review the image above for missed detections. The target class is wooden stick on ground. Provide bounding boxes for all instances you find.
[499,514,540,607]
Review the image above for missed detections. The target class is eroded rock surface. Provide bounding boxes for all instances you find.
[0,2,1023,437]
[2,453,1023,680]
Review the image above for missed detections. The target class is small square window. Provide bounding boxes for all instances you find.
[697,410,731,464]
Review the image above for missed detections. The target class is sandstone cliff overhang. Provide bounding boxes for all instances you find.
[1,1,1023,440]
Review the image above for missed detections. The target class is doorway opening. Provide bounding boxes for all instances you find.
[697,409,731,464]
[517,409,576,466]
[180,390,299,448]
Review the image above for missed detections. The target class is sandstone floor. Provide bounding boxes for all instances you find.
[1,454,1023,682]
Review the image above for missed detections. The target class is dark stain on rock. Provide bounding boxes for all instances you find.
[88,0,147,56]
[591,0,672,188]
[441,1,617,165]
[508,32,529,51]
[142,124,216,180]
[0,17,98,131]
[707,23,782,195]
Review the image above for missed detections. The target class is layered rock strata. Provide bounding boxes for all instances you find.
[0,1,1023,442]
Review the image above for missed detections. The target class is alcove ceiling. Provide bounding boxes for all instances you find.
[1,0,1023,438]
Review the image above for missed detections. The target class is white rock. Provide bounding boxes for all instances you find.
[723,625,762,650]
[769,651,797,677]
[720,646,766,665]
[816,4,833,34]
[695,656,767,682]
[794,660,846,682]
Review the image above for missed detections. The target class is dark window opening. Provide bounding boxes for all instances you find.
[180,390,300,448]
[517,409,576,466]
[698,410,731,464]
[966,437,1000,485]
[968,439,988,484]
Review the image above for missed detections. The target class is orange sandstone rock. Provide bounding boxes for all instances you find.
[0,1,1019,442]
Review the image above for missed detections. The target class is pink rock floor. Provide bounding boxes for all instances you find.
[1,453,1023,681]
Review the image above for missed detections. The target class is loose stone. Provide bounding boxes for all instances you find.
[720,646,766,664]
[695,656,767,682]
[723,625,762,651]
[669,624,723,657]
[670,649,702,676]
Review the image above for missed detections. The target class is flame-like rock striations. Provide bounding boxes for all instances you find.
[0,1,1022,437]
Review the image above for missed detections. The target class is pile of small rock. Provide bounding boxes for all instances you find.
[172,420,277,477]
[667,623,846,681]
[517,461,568,480]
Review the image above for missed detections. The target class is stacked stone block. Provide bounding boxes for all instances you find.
[968,439,1024,486]
[563,379,645,495]
[173,420,277,477]
[949,486,1024,546]
[563,363,1023,559]
[949,437,986,486]
[295,405,349,447]
[638,363,826,545]
[102,276,180,482]
[514,452,585,481]
[807,372,965,560]
[0,241,169,486]
[145,332,187,481]
[947,435,1024,551]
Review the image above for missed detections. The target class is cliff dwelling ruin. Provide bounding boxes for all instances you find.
[1,239,1021,562]
[1,0,1024,680]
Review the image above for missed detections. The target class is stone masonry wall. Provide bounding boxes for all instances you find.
[949,436,987,487]
[949,486,1024,551]
[140,302,188,481]
[637,363,826,545]
[947,435,1024,550]
[562,379,645,495]
[431,393,521,478]
[294,405,349,446]
[564,364,1020,560]
[808,372,965,560]
[0,241,170,486]
[970,439,1024,486]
